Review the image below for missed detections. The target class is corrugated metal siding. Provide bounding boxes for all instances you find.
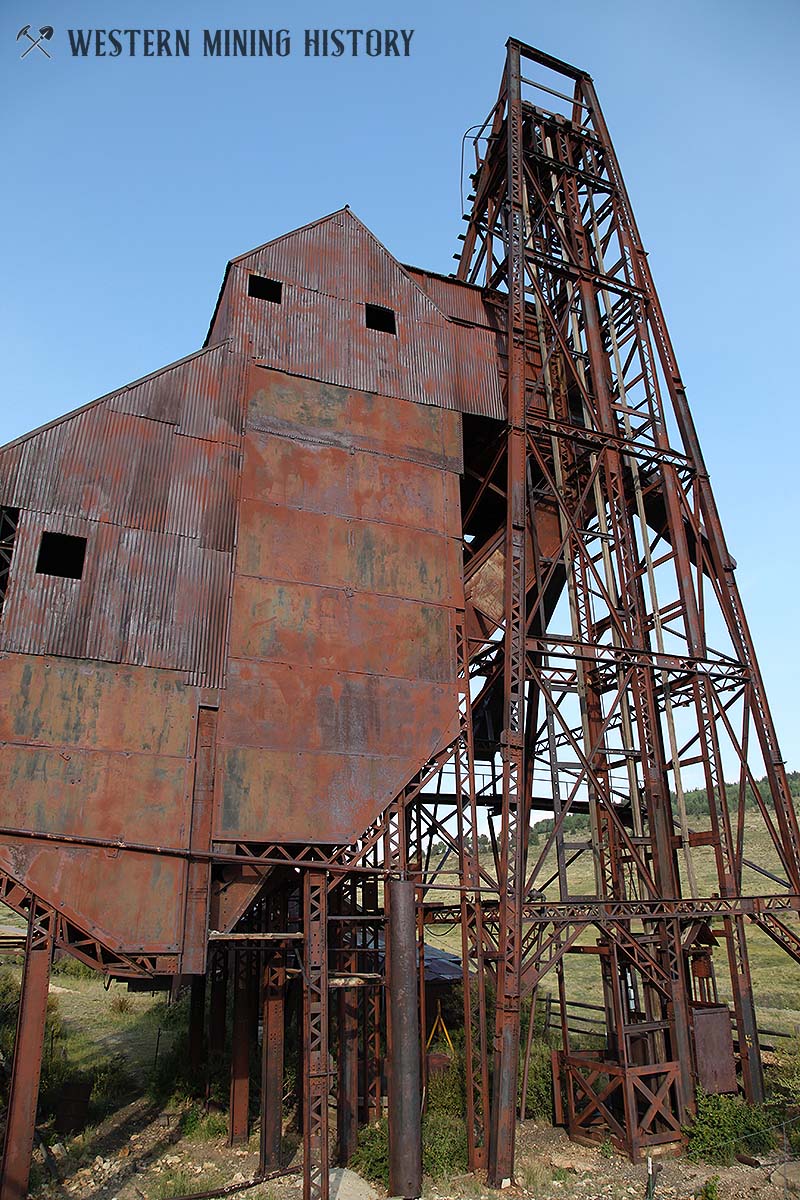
[405,267,491,326]
[214,210,504,419]
[0,345,244,687]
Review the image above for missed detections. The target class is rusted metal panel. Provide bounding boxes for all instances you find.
[214,723,459,845]
[216,365,464,844]
[209,210,502,417]
[1,656,193,750]
[220,660,456,756]
[0,746,190,847]
[248,366,463,473]
[405,266,490,326]
[692,1005,737,1094]
[106,342,243,444]
[3,410,239,551]
[229,578,455,683]
[243,431,452,534]
[0,839,185,953]
[237,500,460,606]
[0,346,242,687]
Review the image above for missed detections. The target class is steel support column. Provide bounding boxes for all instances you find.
[260,947,286,1173]
[387,878,422,1200]
[229,949,252,1145]
[189,973,207,1079]
[303,871,330,1200]
[208,945,228,1062]
[0,912,55,1200]
[489,38,528,1189]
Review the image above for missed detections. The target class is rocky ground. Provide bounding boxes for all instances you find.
[29,1104,800,1200]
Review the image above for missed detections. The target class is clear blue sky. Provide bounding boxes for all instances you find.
[2,0,799,769]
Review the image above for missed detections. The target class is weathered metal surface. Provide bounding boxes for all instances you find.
[0,350,241,687]
[207,210,502,418]
[692,1005,738,1094]
[247,366,464,472]
[387,879,422,1199]
[214,365,463,845]
[0,839,185,952]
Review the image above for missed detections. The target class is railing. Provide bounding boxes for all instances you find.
[539,993,797,1052]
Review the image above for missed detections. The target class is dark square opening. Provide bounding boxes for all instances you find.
[365,303,396,335]
[36,532,87,580]
[247,274,283,304]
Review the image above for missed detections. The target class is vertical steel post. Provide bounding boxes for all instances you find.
[189,974,207,1079]
[360,873,382,1124]
[208,945,228,1062]
[229,949,251,1145]
[0,913,54,1200]
[303,871,330,1200]
[337,984,359,1164]
[489,38,528,1189]
[336,878,359,1166]
[260,947,286,1172]
[387,879,422,1200]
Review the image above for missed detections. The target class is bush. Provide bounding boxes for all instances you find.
[182,1107,229,1141]
[519,1039,553,1121]
[426,1060,464,1117]
[686,1090,774,1165]
[109,991,134,1015]
[349,1095,469,1185]
[695,1179,720,1200]
[89,1056,136,1121]
[767,1036,800,1108]
[422,1110,468,1179]
[350,1119,390,1188]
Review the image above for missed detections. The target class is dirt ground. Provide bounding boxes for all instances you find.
[29,1105,800,1200]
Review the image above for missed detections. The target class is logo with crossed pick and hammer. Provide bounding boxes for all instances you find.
[17,24,54,58]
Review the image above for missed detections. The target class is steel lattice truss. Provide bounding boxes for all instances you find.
[408,39,800,1175]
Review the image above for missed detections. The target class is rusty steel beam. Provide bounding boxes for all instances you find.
[387,879,422,1200]
[303,871,330,1200]
[260,948,286,1173]
[189,974,207,1079]
[0,911,54,1200]
[336,878,359,1166]
[229,949,253,1145]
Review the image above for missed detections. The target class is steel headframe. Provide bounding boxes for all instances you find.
[446,37,800,1177]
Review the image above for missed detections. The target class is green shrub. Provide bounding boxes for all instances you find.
[422,1110,468,1179]
[349,1107,468,1185]
[519,1039,553,1121]
[89,1056,136,1121]
[695,1177,720,1200]
[148,1038,202,1106]
[767,1036,800,1108]
[182,1107,229,1141]
[426,1060,464,1117]
[686,1090,774,1165]
[350,1119,390,1188]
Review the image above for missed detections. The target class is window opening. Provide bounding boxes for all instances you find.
[36,531,87,580]
[248,274,283,303]
[365,303,396,334]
